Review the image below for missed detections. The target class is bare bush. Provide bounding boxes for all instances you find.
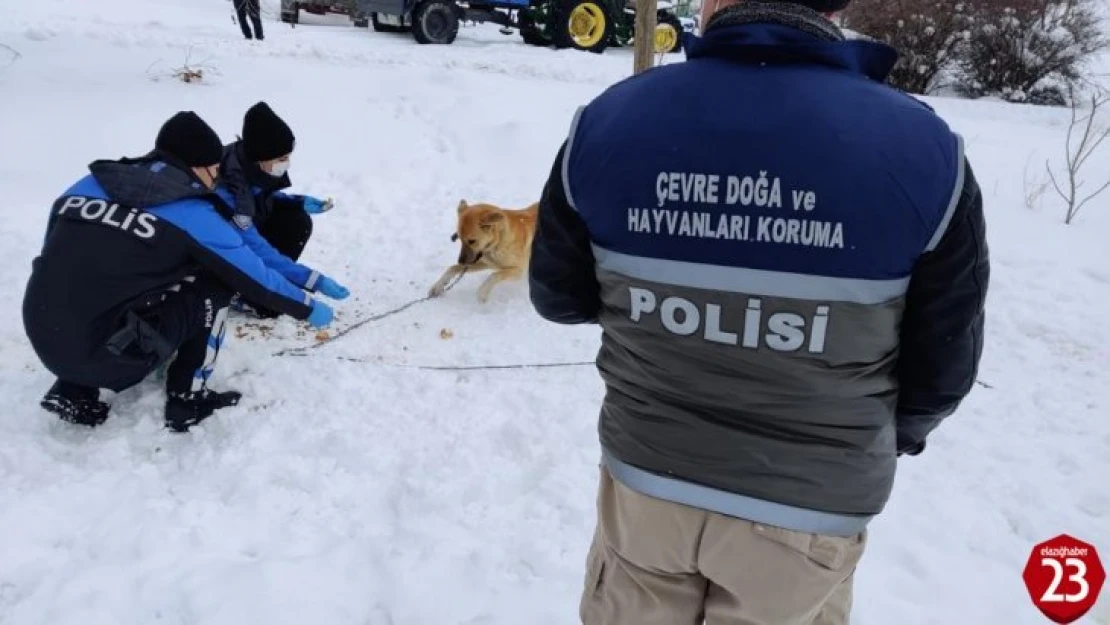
[1044,85,1110,224]
[145,46,220,84]
[840,0,973,94]
[956,0,1106,105]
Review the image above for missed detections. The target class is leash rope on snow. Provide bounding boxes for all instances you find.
[271,268,469,358]
[289,353,994,386]
[278,352,995,387]
[280,353,595,371]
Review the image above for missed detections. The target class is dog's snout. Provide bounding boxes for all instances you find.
[450,233,459,242]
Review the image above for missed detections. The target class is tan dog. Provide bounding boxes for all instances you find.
[428,199,538,303]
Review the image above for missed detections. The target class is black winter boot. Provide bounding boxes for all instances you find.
[165,388,242,432]
[40,380,110,426]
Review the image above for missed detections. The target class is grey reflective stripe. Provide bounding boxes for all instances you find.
[305,270,321,290]
[302,292,312,307]
[602,450,872,537]
[592,244,909,304]
[925,132,966,253]
[561,105,586,213]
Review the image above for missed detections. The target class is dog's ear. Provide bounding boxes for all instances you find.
[479,211,505,229]
[457,199,468,214]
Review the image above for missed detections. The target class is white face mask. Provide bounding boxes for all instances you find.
[267,159,290,178]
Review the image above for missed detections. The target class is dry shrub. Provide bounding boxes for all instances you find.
[840,0,973,94]
[145,46,220,85]
[955,0,1106,104]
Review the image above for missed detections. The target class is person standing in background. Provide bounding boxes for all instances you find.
[236,0,264,40]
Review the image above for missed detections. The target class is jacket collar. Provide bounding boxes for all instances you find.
[232,141,291,193]
[684,22,899,83]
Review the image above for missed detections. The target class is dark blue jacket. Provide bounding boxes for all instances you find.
[219,141,305,226]
[22,155,316,386]
[528,21,989,528]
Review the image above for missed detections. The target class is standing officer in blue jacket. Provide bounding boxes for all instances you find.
[22,111,345,432]
[219,101,340,318]
[528,0,990,622]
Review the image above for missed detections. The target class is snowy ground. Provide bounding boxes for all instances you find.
[1,1,1108,623]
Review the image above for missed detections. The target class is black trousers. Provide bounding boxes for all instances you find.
[236,0,264,39]
[57,275,234,396]
[247,206,314,317]
[258,204,313,261]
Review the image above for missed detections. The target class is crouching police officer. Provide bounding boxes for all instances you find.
[22,110,344,432]
[219,101,340,318]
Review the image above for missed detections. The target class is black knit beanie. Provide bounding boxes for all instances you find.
[754,0,851,13]
[801,0,850,12]
[242,101,296,162]
[154,111,224,167]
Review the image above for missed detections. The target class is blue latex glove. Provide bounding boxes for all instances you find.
[303,196,333,214]
[317,275,350,300]
[307,300,334,328]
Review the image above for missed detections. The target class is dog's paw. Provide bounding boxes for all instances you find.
[428,280,450,298]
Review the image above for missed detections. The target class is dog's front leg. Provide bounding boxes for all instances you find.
[476,267,522,303]
[429,264,467,297]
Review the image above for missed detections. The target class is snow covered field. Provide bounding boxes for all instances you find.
[1,0,1108,623]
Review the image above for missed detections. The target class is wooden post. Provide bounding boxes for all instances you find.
[633,0,657,74]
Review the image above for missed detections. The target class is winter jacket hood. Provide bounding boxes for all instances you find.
[219,141,291,221]
[88,152,223,211]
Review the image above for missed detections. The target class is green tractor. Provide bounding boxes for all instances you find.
[358,0,684,54]
[518,0,684,54]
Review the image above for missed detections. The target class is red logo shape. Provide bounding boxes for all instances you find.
[1022,534,1105,623]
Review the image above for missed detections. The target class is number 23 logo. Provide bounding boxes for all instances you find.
[1041,557,1090,603]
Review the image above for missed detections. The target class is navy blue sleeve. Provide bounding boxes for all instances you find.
[239,222,320,289]
[149,199,316,320]
[895,156,990,455]
[528,141,601,324]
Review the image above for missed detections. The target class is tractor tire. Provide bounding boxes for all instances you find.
[518,10,549,46]
[371,12,409,32]
[412,0,460,44]
[654,11,683,53]
[551,0,612,53]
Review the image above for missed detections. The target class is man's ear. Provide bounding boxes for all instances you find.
[457,199,468,214]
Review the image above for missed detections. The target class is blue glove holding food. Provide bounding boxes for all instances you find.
[303,195,334,214]
[317,275,350,300]
[307,300,334,328]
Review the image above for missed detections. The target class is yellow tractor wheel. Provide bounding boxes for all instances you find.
[553,0,612,52]
[653,12,683,54]
[567,2,607,48]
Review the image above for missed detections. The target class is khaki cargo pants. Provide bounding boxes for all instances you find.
[579,466,867,625]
